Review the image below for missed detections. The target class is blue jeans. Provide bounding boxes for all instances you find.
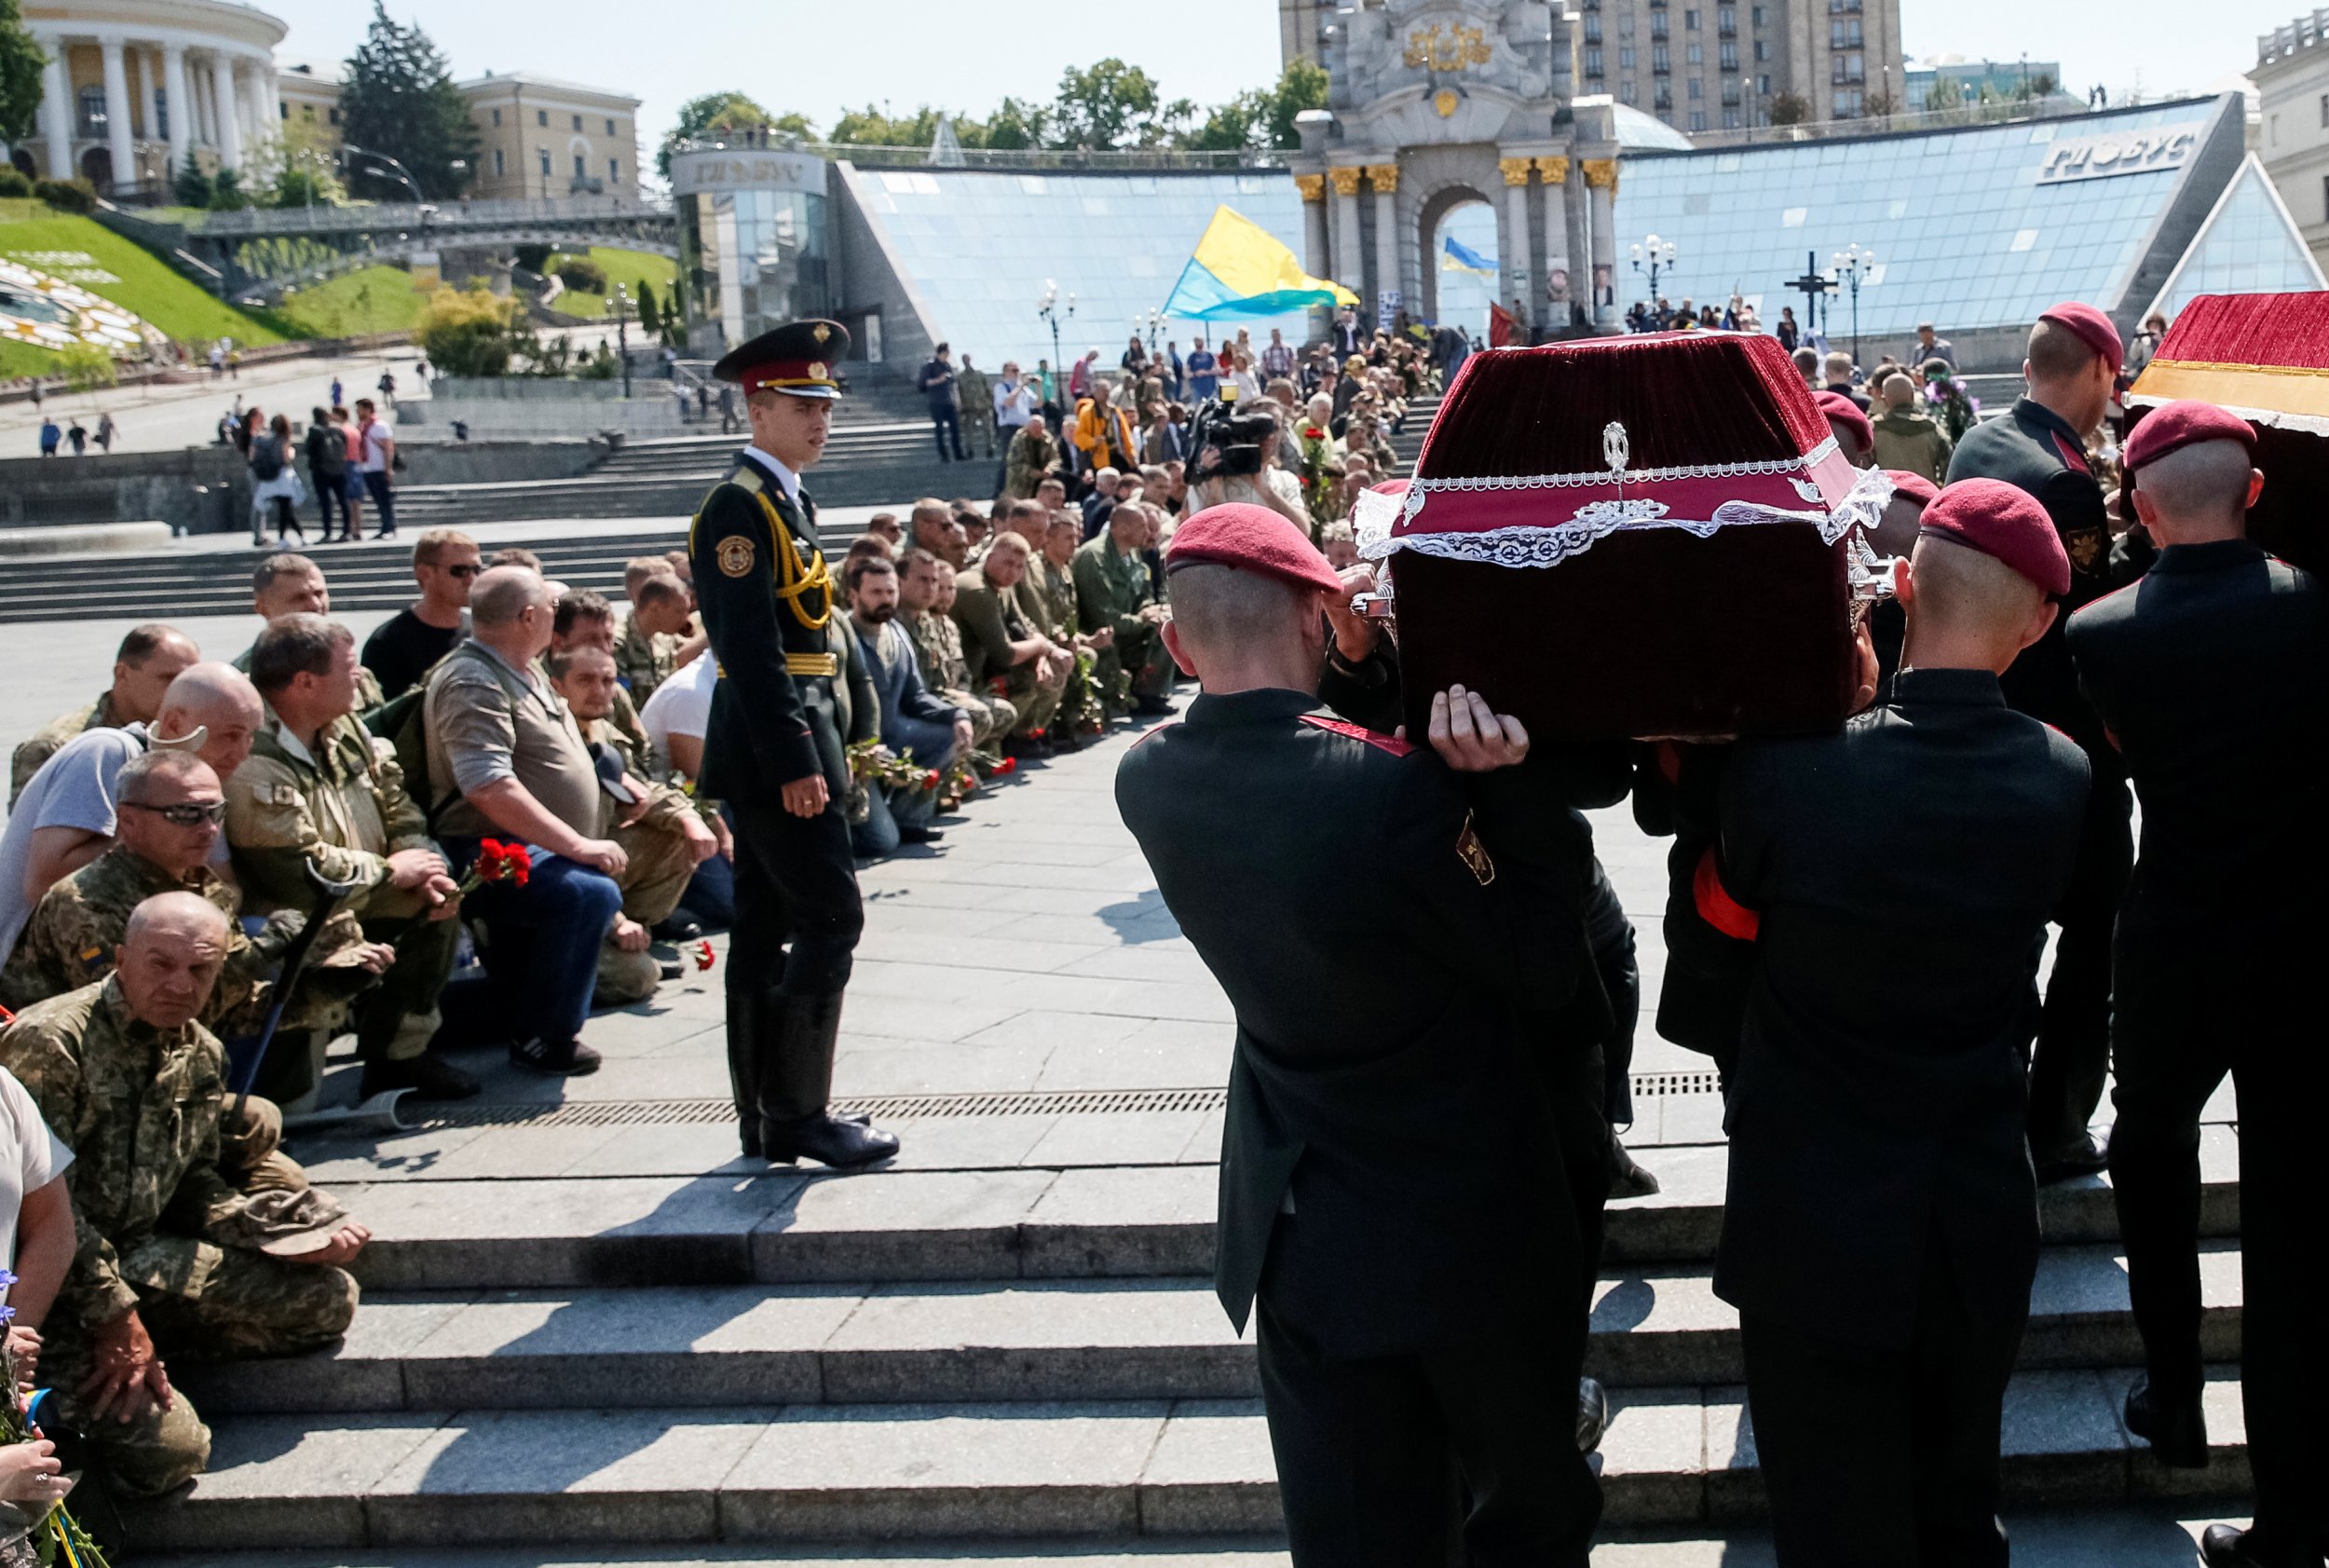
[675,850,736,930]
[446,839,620,1046]
[361,469,397,535]
[930,405,964,459]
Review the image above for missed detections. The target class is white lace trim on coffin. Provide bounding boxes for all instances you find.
[1363,465,1895,569]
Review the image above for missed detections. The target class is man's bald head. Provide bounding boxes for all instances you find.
[117,890,231,1030]
[470,565,552,627]
[1879,373,1916,409]
[157,662,265,778]
[2132,439,2259,543]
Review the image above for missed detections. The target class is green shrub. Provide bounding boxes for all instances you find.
[0,169,31,198]
[554,254,606,293]
[418,284,529,376]
[56,341,117,391]
[34,178,96,213]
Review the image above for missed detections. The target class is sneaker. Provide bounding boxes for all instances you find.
[511,1036,602,1076]
[360,1052,482,1102]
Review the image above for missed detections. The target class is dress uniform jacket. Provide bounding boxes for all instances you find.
[690,455,847,803]
[1116,688,1604,1357]
[1706,669,2090,1345]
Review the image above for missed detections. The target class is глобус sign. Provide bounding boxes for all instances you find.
[2035,128,2199,185]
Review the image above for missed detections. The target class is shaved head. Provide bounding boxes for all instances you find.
[1904,533,2050,644]
[117,890,232,1030]
[125,889,229,948]
[156,661,265,780]
[2133,439,2256,534]
[1164,563,1321,672]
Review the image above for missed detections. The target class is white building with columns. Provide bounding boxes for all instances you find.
[7,0,289,195]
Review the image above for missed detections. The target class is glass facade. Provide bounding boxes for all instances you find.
[681,187,831,352]
[1612,101,2231,337]
[846,168,1312,373]
[2145,157,2324,324]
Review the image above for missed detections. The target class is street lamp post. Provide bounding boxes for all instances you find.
[1037,278,1075,394]
[1831,244,1876,366]
[342,143,426,206]
[610,282,633,399]
[1629,234,1678,325]
[1140,307,1164,356]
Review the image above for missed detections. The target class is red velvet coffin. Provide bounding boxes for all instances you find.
[1363,332,1888,743]
[2126,292,2329,578]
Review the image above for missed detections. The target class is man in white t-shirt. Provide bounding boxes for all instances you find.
[355,396,397,539]
[0,666,263,964]
[0,1065,74,1520]
[638,649,717,784]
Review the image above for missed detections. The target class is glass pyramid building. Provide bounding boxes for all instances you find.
[2142,153,2326,324]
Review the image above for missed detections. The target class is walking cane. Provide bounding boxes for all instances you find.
[229,857,367,1128]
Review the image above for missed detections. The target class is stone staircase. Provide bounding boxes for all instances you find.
[123,1125,2250,1560]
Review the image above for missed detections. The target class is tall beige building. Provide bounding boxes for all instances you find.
[1280,0,1905,136]
[2254,11,2329,276]
[457,71,641,201]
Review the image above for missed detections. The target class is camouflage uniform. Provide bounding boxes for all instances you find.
[0,979,359,1499]
[904,610,1009,748]
[1027,552,1105,735]
[613,614,679,703]
[1071,535,1176,714]
[952,566,1065,738]
[9,690,116,804]
[225,715,458,1077]
[580,716,702,1006]
[0,844,337,1193]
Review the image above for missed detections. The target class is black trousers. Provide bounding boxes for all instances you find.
[727,793,865,1127]
[2026,777,2132,1155]
[1256,1294,1600,1568]
[1582,856,1640,1128]
[2109,929,2326,1562]
[1742,1239,2024,1568]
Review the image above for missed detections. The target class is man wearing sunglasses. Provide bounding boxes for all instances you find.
[362,529,483,702]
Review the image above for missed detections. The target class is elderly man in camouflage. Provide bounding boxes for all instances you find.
[1073,501,1176,719]
[8,625,200,804]
[0,749,387,1185]
[0,892,369,1500]
[895,550,1009,752]
[545,643,719,1002]
[227,615,476,1102]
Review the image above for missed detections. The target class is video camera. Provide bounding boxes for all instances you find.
[1188,386,1278,484]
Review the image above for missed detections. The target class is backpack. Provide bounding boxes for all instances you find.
[360,643,529,830]
[250,436,282,482]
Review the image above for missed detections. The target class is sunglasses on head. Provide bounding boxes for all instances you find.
[123,800,227,827]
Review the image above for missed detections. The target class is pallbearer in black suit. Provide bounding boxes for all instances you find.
[2066,402,2329,1568]
[693,321,898,1169]
[1696,480,2091,1565]
[1944,303,2130,1182]
[1116,504,1605,1567]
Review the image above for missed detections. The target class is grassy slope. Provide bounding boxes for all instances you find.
[0,203,285,348]
[543,246,678,320]
[261,266,429,338]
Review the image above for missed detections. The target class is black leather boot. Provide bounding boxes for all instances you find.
[760,992,900,1169]
[2124,1374,2210,1468]
[726,987,766,1160]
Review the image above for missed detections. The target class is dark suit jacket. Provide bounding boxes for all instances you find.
[1704,669,2089,1347]
[1116,688,1599,1357]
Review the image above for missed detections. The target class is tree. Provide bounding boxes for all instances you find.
[1049,59,1192,149]
[983,97,1049,151]
[340,2,478,200]
[635,279,660,335]
[659,90,812,177]
[1183,58,1331,152]
[1768,90,1811,126]
[419,283,528,376]
[173,151,216,209]
[1863,89,1897,119]
[1260,57,1330,149]
[1924,75,1963,114]
[0,0,43,147]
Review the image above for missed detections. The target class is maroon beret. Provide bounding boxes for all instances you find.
[1166,502,1342,595]
[1918,478,2072,598]
[1817,390,1873,452]
[1883,470,1940,506]
[2122,399,2257,474]
[2038,302,2124,375]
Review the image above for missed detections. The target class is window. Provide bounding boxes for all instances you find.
[1655,84,1673,109]
[1830,17,1861,46]
[2319,94,2328,128]
[1751,4,1765,22]
[1651,11,1668,36]
[1833,86,1863,116]
[1722,79,1742,104]
[1723,108,1741,129]
[1718,6,1737,34]
[279,101,288,120]
[1653,43,1670,72]
[1585,14,1602,41]
[1720,41,1738,69]
[75,86,106,137]
[1585,46,1605,75]
[1759,74,1772,93]
[1832,52,1864,84]
[608,156,620,180]
[328,107,340,125]
[1688,75,1703,99]
[1621,44,1637,67]
[1684,7,1699,26]
[1621,79,1639,102]
[538,147,552,176]
[2322,173,2329,222]
[1689,108,1708,130]
[1619,11,1635,34]
[606,117,617,136]
[573,153,586,178]
[492,107,502,126]
[1687,41,1703,63]
[1755,38,1770,60]
[537,108,548,127]
[156,89,168,139]
[494,147,506,176]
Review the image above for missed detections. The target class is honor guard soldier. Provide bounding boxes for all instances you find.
[2067,403,2329,1568]
[1944,302,2130,1183]
[692,321,898,1170]
[1692,480,2091,1564]
[1117,503,1606,1567]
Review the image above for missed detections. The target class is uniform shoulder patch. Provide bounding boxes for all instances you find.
[1299,715,1416,757]
[716,535,756,579]
[1455,811,1495,886]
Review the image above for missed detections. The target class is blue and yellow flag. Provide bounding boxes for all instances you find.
[1160,206,1359,320]
[1441,235,1498,277]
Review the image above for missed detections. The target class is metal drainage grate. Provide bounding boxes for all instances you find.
[413,1073,1716,1132]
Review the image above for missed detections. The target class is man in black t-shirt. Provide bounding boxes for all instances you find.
[363,529,482,700]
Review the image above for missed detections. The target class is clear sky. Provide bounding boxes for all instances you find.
[258,0,2287,172]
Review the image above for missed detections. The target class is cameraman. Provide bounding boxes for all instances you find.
[1189,392,1309,530]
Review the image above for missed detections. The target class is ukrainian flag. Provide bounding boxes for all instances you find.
[1160,206,1360,320]
[1442,235,1498,277]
